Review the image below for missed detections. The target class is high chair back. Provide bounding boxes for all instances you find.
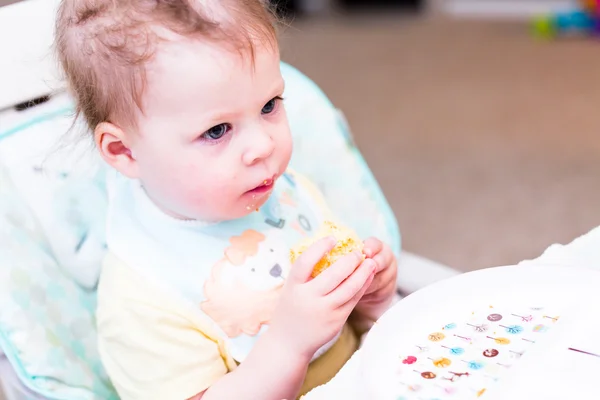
[0,62,401,400]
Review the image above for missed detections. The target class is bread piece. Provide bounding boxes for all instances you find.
[290,221,364,278]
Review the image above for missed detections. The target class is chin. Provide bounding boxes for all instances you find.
[238,193,272,218]
[189,192,275,222]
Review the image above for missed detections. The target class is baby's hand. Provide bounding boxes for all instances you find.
[354,238,398,324]
[269,237,376,360]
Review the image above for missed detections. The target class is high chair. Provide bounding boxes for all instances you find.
[0,1,459,398]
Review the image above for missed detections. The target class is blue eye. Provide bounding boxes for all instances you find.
[203,124,230,140]
[261,97,282,115]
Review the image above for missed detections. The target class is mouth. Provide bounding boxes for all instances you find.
[247,176,276,196]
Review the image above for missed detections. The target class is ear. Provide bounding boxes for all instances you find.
[94,122,139,179]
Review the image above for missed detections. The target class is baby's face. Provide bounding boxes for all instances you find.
[129,39,291,221]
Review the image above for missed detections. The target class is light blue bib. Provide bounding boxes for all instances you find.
[106,170,339,361]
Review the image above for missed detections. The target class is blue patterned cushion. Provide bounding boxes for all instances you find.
[0,94,108,290]
[0,164,116,399]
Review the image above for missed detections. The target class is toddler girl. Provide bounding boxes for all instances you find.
[55,1,398,399]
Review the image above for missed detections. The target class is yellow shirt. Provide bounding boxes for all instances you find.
[97,255,359,399]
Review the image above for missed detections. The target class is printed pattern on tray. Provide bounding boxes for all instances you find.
[394,305,560,399]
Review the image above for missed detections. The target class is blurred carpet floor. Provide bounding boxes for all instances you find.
[281,14,600,272]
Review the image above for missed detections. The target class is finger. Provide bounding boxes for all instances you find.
[372,248,395,273]
[342,268,375,310]
[312,251,364,295]
[290,237,336,283]
[363,271,397,299]
[366,258,398,295]
[363,237,383,259]
[328,259,376,307]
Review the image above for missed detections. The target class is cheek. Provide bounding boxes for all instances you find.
[282,135,293,160]
[180,164,238,202]
[274,120,293,160]
[138,148,204,200]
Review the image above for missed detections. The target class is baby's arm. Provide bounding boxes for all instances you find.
[195,237,376,400]
[191,330,310,399]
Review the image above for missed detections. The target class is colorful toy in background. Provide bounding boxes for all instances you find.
[532,0,600,38]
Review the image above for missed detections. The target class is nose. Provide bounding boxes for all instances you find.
[270,263,282,278]
[242,126,275,166]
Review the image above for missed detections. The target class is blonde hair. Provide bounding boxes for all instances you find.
[55,0,278,131]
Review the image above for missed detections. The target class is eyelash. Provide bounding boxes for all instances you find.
[264,96,284,115]
[199,123,232,145]
[197,96,284,145]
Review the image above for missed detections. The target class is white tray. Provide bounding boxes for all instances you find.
[360,264,600,400]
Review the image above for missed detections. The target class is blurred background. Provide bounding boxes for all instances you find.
[272,0,600,272]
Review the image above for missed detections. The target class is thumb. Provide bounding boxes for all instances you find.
[290,236,336,283]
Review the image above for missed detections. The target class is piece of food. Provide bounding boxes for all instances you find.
[290,221,364,278]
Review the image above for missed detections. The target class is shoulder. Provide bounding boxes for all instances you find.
[284,169,330,212]
[97,253,208,331]
[97,253,214,319]
[96,253,237,399]
[285,169,334,222]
